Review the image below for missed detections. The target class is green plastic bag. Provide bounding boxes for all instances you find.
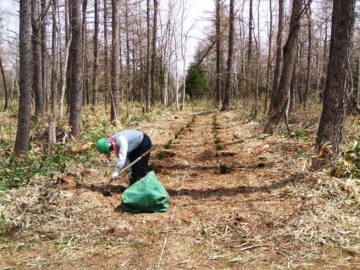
[121,171,170,213]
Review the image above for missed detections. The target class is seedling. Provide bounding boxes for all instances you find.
[156,152,165,160]
[215,144,223,151]
[164,140,172,149]
[220,163,232,174]
[295,127,307,138]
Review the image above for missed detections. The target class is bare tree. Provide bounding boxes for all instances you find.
[215,0,222,105]
[124,0,131,101]
[311,0,356,169]
[14,0,33,154]
[252,0,262,116]
[92,0,99,110]
[263,0,303,135]
[247,0,253,109]
[145,0,150,112]
[59,1,70,118]
[110,0,120,124]
[269,0,284,112]
[318,0,331,101]
[150,0,158,105]
[32,0,44,118]
[48,0,58,151]
[41,0,48,111]
[68,0,83,138]
[220,0,234,111]
[0,55,8,111]
[103,0,110,108]
[161,0,176,108]
[264,0,274,114]
[303,6,312,108]
[82,0,89,105]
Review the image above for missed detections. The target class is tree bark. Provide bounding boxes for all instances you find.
[103,0,110,108]
[264,0,273,114]
[48,0,58,152]
[215,0,221,105]
[145,0,150,112]
[92,0,99,110]
[220,0,234,111]
[270,0,284,107]
[32,0,44,118]
[311,0,356,170]
[247,0,253,108]
[263,0,302,135]
[319,2,331,102]
[125,0,131,101]
[41,0,47,111]
[82,0,89,106]
[150,0,158,105]
[0,55,8,111]
[14,0,33,155]
[110,0,120,124]
[303,7,312,109]
[68,0,83,138]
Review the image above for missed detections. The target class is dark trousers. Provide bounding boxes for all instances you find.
[128,133,152,184]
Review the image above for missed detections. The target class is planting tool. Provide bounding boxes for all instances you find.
[104,147,153,187]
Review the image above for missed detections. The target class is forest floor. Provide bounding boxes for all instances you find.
[1,104,360,269]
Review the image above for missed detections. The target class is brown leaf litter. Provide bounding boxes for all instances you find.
[1,109,360,269]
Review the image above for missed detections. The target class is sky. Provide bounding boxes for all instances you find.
[183,0,214,45]
[0,0,214,64]
[0,0,19,35]
[173,0,215,66]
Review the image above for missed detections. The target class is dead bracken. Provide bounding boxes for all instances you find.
[1,108,360,269]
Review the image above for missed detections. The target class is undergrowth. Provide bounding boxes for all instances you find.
[0,143,96,190]
[1,99,360,192]
[338,139,360,178]
[0,102,183,191]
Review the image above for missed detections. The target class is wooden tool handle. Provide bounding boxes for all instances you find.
[104,147,153,186]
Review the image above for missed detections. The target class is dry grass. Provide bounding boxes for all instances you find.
[1,103,360,269]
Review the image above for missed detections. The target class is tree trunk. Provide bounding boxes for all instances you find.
[215,0,221,105]
[264,0,273,114]
[319,3,330,102]
[270,0,284,107]
[68,0,83,138]
[64,0,71,115]
[289,52,298,117]
[180,0,186,110]
[136,0,144,105]
[125,0,131,102]
[41,0,47,111]
[220,0,234,111]
[145,0,150,112]
[311,0,356,170]
[0,55,8,111]
[303,7,312,109]
[150,0,158,105]
[110,0,120,124]
[48,0,58,152]
[252,0,261,116]
[14,0,33,155]
[32,0,44,118]
[247,0,253,109]
[92,0,99,110]
[263,0,302,135]
[103,0,110,108]
[82,0,88,106]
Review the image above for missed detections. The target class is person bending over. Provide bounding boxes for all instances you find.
[96,130,152,185]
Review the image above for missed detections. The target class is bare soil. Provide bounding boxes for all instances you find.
[1,109,360,269]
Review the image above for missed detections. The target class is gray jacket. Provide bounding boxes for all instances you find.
[112,130,144,172]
